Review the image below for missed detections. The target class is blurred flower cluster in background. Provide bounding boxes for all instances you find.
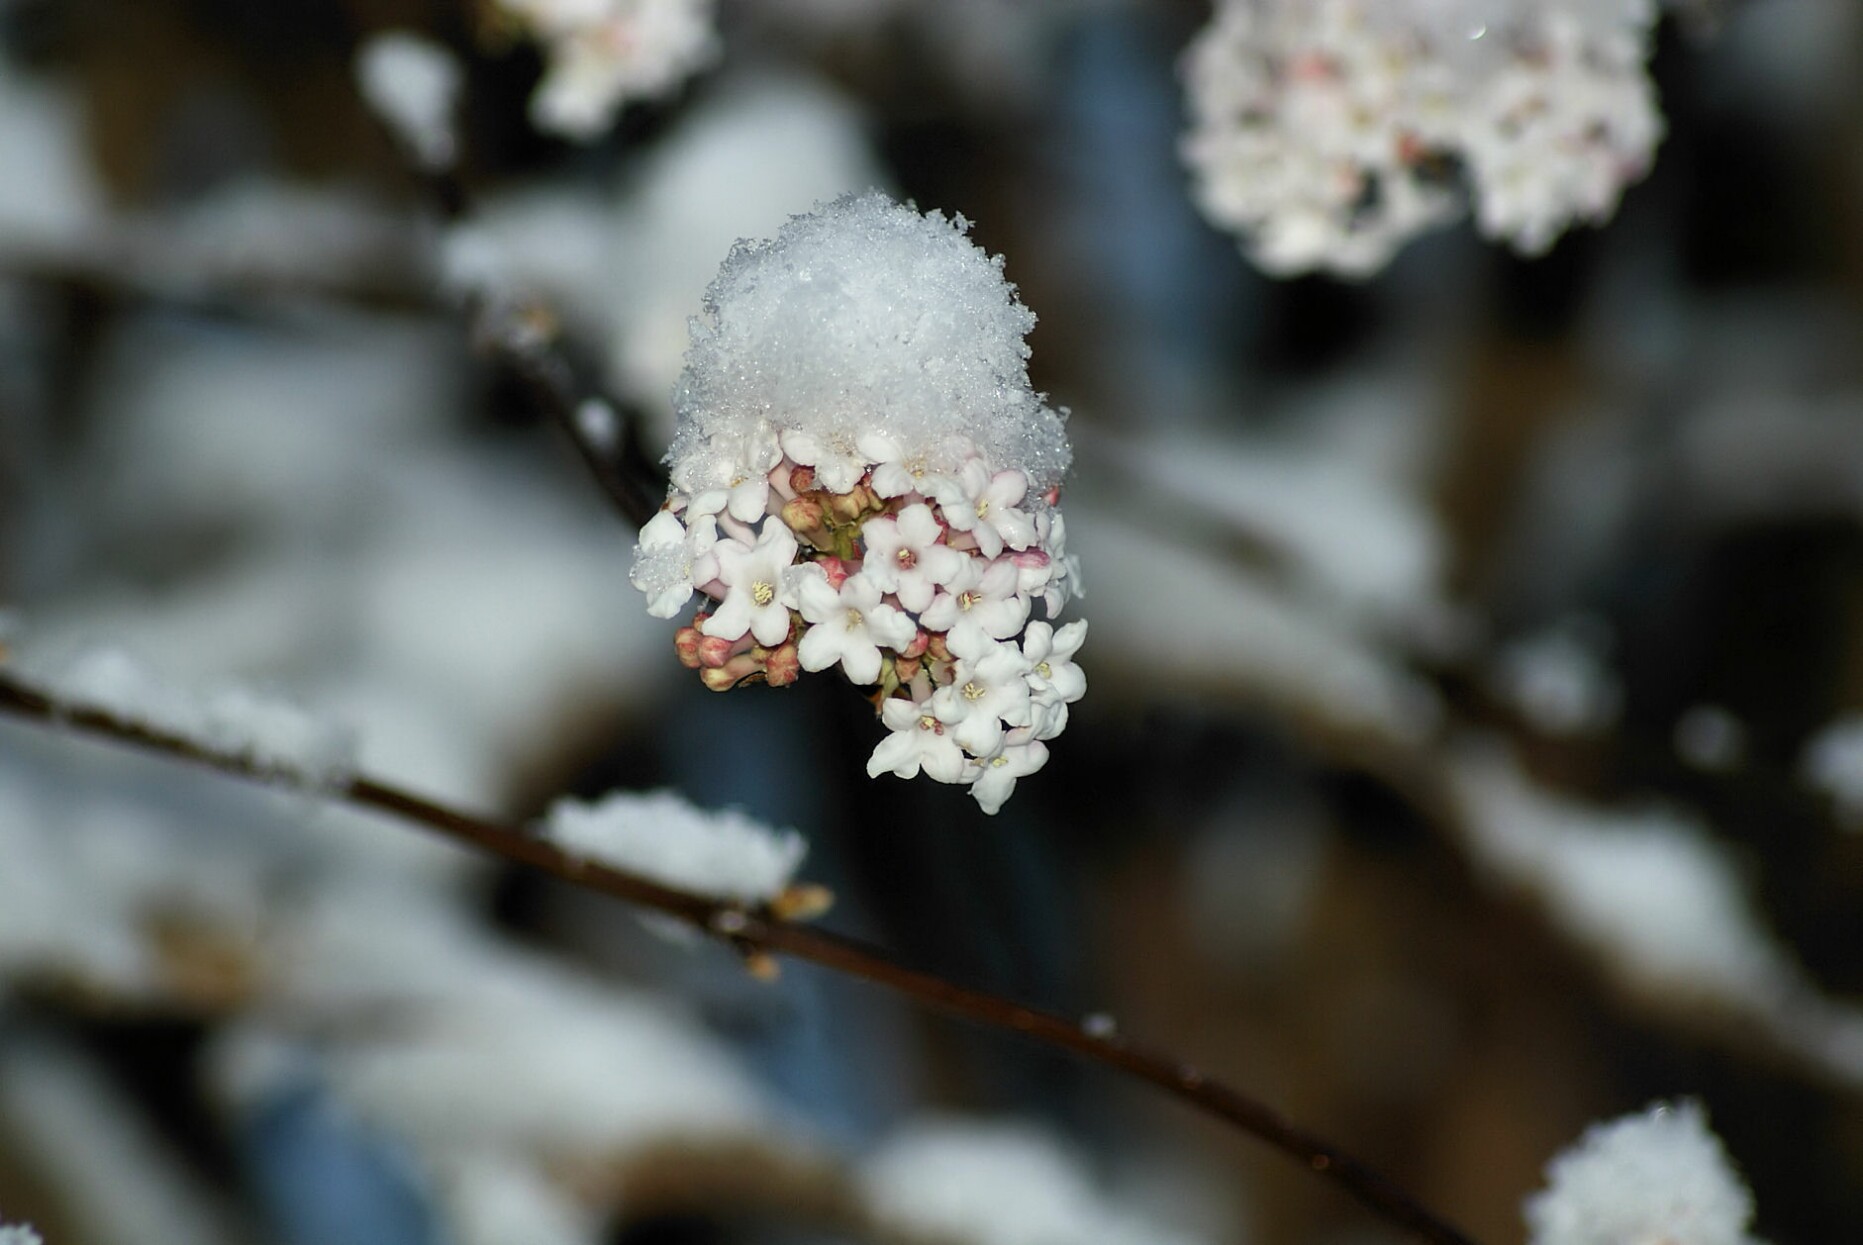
[2,0,1862,1243]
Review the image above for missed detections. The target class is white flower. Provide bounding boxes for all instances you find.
[702,520,799,646]
[629,508,719,618]
[860,503,967,614]
[794,570,917,685]
[1030,509,1080,617]
[676,422,781,521]
[968,733,1050,815]
[867,696,968,783]
[870,435,968,500]
[780,428,869,495]
[930,459,1038,558]
[1022,619,1087,740]
[932,636,1034,759]
[919,555,1028,654]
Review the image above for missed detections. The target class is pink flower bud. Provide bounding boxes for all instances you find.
[815,556,852,590]
[789,464,817,493]
[900,629,931,660]
[781,494,827,537]
[700,652,761,691]
[764,642,802,687]
[698,634,739,669]
[674,626,703,669]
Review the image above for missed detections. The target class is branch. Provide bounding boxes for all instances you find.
[0,667,1482,1245]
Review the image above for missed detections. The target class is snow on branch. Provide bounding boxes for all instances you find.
[1525,1101,1762,1245]
[38,650,353,786]
[40,648,356,790]
[543,789,808,905]
[861,1118,1203,1245]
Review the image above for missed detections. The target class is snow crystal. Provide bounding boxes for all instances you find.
[543,789,806,904]
[44,649,356,788]
[1801,714,1863,829]
[861,1118,1204,1245]
[355,32,462,171]
[667,191,1071,498]
[1525,1101,1761,1245]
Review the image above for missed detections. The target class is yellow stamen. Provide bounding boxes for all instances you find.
[752,581,775,606]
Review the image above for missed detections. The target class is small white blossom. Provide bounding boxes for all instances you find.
[932,636,1034,759]
[1023,619,1087,741]
[918,555,1028,654]
[702,520,799,646]
[861,503,967,614]
[794,570,917,685]
[968,733,1049,815]
[868,696,968,784]
[780,428,869,495]
[932,458,1038,558]
[629,508,719,618]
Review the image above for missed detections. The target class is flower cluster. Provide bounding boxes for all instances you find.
[630,193,1083,814]
[493,0,718,141]
[632,434,1083,814]
[1181,0,1662,277]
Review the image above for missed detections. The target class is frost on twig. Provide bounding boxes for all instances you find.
[490,0,719,141]
[1524,1101,1762,1245]
[860,1118,1204,1245]
[543,788,808,905]
[355,32,464,172]
[1449,740,1863,1087]
[34,648,356,790]
[629,192,1086,814]
[1181,0,1663,277]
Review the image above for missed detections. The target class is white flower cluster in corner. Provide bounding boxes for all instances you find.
[630,192,1085,815]
[494,0,718,140]
[543,788,806,904]
[1525,1101,1763,1245]
[1181,0,1664,277]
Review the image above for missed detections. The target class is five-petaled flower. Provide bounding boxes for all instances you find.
[794,569,917,686]
[703,520,800,647]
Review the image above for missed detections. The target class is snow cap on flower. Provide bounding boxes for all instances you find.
[1524,1100,1762,1245]
[666,191,1071,501]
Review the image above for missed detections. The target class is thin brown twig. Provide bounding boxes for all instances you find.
[0,667,1483,1245]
